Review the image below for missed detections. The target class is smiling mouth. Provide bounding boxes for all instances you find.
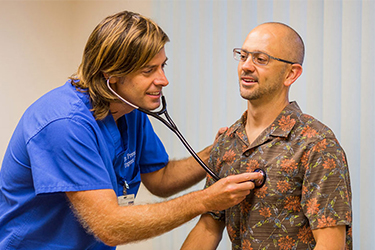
[147,91,161,96]
[243,79,257,83]
[241,78,258,86]
[241,73,258,83]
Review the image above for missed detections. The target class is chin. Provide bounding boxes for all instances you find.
[240,92,260,101]
[145,102,161,111]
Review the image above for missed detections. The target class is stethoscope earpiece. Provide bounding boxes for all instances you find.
[106,78,139,109]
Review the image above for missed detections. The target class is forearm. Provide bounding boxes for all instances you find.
[172,144,212,183]
[181,214,225,250]
[142,145,211,197]
[67,172,259,246]
[164,147,209,189]
[312,226,346,250]
[68,189,208,246]
[313,245,345,250]
[106,193,208,245]
[313,240,346,250]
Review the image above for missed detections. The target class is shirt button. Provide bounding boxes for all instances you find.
[244,151,251,157]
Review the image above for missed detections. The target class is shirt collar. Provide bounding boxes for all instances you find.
[268,101,301,138]
[228,101,302,140]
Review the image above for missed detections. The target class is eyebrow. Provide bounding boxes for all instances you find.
[242,48,267,54]
[143,57,168,69]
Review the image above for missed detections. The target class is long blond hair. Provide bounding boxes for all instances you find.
[71,11,169,120]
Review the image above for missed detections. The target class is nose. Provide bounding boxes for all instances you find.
[154,68,169,87]
[241,55,256,72]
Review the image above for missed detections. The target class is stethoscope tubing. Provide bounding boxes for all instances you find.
[107,79,220,180]
[106,79,267,187]
[139,96,221,181]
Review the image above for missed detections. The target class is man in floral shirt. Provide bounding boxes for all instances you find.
[182,22,352,250]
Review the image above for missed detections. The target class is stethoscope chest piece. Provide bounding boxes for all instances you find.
[251,168,267,188]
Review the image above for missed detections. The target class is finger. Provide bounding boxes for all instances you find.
[225,172,263,183]
[221,178,256,193]
[218,127,228,134]
[234,180,256,191]
[214,127,228,141]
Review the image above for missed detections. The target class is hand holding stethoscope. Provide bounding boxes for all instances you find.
[107,78,267,188]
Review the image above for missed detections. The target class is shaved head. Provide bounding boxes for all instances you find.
[248,22,305,65]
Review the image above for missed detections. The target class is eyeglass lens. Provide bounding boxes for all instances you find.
[234,49,270,66]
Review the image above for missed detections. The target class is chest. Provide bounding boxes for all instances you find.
[97,115,142,196]
[217,136,308,196]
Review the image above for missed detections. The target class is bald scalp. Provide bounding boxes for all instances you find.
[258,22,305,65]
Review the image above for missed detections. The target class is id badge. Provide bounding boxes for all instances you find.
[118,194,135,206]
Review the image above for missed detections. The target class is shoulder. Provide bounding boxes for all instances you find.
[297,113,338,142]
[20,81,97,141]
[218,113,246,142]
[283,102,344,152]
[291,114,345,160]
[286,103,339,143]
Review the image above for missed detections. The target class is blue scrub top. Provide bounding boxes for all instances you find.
[0,81,169,249]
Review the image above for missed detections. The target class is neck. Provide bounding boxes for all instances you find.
[110,102,135,121]
[245,95,289,144]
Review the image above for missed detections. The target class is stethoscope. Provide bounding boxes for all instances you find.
[106,78,267,188]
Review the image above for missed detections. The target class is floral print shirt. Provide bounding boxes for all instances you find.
[206,102,352,250]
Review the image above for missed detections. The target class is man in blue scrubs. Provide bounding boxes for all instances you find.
[0,11,262,249]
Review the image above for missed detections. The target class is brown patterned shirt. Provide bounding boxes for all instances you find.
[206,102,352,249]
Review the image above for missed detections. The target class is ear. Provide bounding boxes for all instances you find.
[102,73,119,84]
[284,64,303,87]
[103,72,110,79]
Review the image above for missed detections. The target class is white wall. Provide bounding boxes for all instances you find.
[0,1,155,249]
[1,1,373,249]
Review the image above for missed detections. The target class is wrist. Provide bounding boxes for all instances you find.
[197,188,214,213]
[188,189,210,214]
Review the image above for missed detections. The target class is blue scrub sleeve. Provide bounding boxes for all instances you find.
[27,117,114,195]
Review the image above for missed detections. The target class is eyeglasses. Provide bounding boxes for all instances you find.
[233,48,298,66]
